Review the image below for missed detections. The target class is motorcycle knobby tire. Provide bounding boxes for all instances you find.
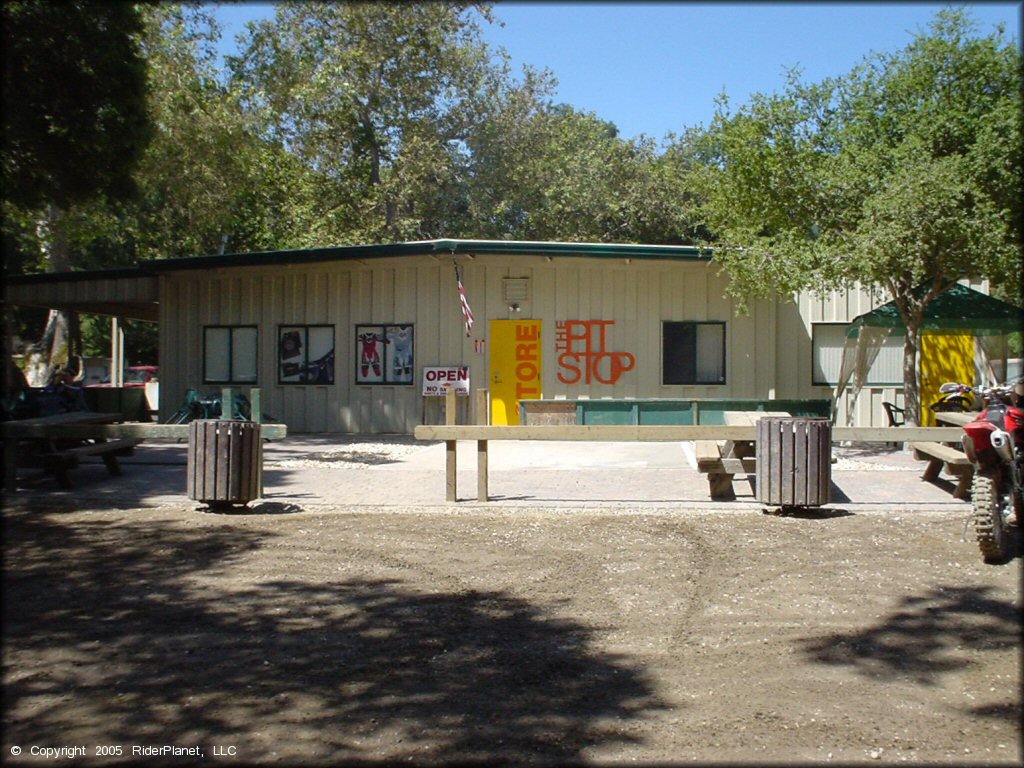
[972,473,1008,563]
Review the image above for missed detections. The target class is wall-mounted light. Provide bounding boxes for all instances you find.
[509,302,521,313]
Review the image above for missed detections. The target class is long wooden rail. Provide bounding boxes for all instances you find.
[412,424,964,502]
[2,422,288,440]
[4,421,287,491]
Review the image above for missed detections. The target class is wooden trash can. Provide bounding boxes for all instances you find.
[756,417,831,509]
[188,419,262,509]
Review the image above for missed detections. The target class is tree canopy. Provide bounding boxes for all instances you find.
[1,0,151,210]
[229,2,497,244]
[694,9,1022,420]
[2,4,1019,393]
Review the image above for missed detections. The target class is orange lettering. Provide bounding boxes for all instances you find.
[516,382,540,399]
[516,361,538,381]
[557,353,582,384]
[516,342,537,360]
[515,324,539,342]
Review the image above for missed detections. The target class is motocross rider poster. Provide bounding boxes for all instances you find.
[278,325,335,384]
[355,324,415,385]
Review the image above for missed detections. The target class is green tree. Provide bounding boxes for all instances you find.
[2,0,151,380]
[2,1,150,210]
[128,3,304,259]
[230,2,497,243]
[696,10,1022,422]
[464,70,701,243]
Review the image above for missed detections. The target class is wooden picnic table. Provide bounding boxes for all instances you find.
[693,411,792,499]
[2,412,140,490]
[720,410,791,458]
[913,409,975,498]
[933,410,975,427]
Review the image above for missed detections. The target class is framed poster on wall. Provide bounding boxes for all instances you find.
[278,325,335,384]
[355,324,414,384]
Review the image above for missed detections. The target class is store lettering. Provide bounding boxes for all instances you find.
[515,323,541,399]
[556,320,635,385]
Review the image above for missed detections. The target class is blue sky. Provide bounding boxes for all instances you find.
[212,1,1021,141]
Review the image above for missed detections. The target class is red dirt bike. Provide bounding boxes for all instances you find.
[939,382,1024,562]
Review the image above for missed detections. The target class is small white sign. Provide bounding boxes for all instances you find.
[422,366,470,396]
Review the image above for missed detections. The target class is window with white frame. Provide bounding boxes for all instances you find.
[663,321,726,385]
[812,322,903,386]
[204,326,258,383]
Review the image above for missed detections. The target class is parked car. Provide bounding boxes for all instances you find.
[87,365,158,387]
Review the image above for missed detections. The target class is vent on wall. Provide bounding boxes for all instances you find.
[503,278,530,303]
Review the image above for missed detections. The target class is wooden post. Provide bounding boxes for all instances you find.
[110,317,124,387]
[250,388,262,494]
[445,387,457,502]
[250,387,261,423]
[222,387,234,420]
[476,388,489,501]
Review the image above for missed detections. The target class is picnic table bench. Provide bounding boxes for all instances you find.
[693,439,757,498]
[909,441,973,498]
[2,412,140,490]
[693,411,790,499]
[42,437,141,488]
[907,411,975,498]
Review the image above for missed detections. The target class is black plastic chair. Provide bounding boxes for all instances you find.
[882,401,905,427]
[882,401,905,448]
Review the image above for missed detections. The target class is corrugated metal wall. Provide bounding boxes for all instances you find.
[158,254,904,433]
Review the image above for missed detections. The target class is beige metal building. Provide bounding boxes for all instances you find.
[6,239,982,433]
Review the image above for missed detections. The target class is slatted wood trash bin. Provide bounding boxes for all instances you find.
[756,417,831,510]
[188,419,262,509]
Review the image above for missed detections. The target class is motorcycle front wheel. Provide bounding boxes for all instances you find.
[972,473,1009,563]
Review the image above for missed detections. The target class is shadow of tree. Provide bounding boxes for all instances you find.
[968,702,1021,722]
[798,586,1020,689]
[3,512,665,763]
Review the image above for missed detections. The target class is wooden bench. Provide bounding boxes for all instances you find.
[694,440,757,500]
[43,438,141,488]
[909,441,973,499]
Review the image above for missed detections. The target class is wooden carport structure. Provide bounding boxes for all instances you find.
[3,266,158,385]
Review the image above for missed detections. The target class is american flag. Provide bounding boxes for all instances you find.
[457,272,474,337]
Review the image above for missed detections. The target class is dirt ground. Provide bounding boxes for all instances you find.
[2,501,1020,765]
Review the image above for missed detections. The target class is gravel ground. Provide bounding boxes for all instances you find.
[268,440,427,469]
[3,481,1020,766]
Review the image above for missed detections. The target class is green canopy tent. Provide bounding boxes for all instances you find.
[833,283,1024,423]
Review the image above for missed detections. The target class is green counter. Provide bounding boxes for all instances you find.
[520,398,831,426]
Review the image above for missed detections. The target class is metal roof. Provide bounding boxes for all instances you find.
[142,239,711,272]
[3,240,710,320]
[3,268,159,321]
[847,282,1024,337]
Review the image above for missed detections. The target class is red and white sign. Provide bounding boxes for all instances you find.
[422,366,470,396]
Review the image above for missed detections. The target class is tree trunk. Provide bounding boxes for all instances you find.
[35,204,81,384]
[902,323,921,427]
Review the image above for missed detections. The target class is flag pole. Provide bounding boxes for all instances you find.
[454,256,474,338]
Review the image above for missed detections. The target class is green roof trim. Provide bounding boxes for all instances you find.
[847,283,1024,337]
[143,239,711,273]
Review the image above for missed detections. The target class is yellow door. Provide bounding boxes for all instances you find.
[489,319,542,426]
[919,332,975,426]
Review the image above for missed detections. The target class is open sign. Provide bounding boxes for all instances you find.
[422,366,470,396]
